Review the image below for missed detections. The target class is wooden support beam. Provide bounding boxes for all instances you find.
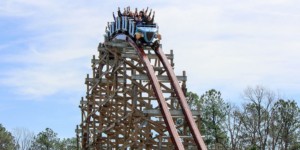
[132,74,186,81]
[105,41,128,47]
[121,53,173,59]
[143,109,201,116]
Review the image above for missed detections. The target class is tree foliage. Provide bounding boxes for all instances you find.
[29,128,78,150]
[225,86,300,150]
[270,99,300,150]
[30,128,60,150]
[0,125,78,150]
[0,124,17,150]
[190,89,229,149]
[189,86,300,150]
[1,85,299,150]
[56,137,78,150]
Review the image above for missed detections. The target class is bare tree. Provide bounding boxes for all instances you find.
[224,103,242,150]
[239,85,276,150]
[12,128,35,150]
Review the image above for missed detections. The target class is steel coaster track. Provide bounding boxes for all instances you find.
[154,46,207,150]
[125,36,184,150]
[122,35,207,150]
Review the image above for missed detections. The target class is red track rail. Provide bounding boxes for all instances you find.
[155,47,207,150]
[121,35,207,149]
[126,37,184,150]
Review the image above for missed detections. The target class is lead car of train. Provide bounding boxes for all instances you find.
[105,15,161,49]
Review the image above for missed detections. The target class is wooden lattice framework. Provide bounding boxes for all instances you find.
[76,39,203,149]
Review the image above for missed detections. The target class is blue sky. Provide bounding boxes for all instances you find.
[1,0,300,138]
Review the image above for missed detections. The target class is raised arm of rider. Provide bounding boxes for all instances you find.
[148,9,152,17]
[118,7,122,17]
[151,11,155,23]
[113,12,116,21]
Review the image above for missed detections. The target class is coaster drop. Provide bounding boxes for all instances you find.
[76,7,207,150]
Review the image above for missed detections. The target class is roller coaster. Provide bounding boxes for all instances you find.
[76,7,207,150]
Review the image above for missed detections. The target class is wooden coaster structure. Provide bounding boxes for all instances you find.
[76,8,207,150]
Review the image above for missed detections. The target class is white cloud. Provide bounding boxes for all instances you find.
[0,0,105,99]
[1,0,300,103]
[151,0,300,102]
[1,66,84,98]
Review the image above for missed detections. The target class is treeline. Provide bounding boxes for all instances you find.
[0,126,77,150]
[1,85,299,150]
[187,85,300,150]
